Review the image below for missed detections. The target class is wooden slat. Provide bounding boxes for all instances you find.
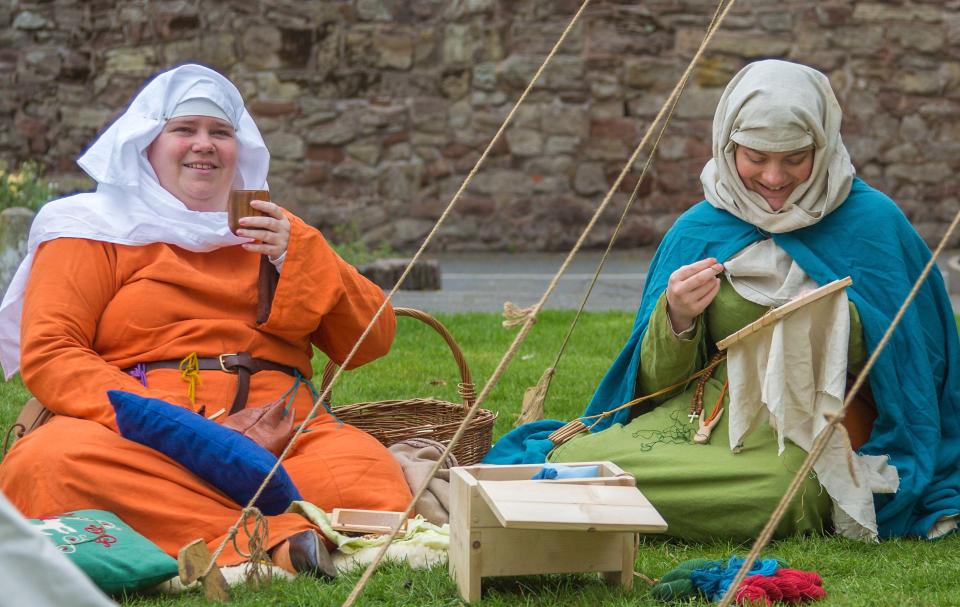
[716,276,853,351]
[475,528,631,577]
[477,481,667,532]
[464,461,622,481]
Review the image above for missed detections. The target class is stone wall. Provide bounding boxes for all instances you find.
[2,0,959,251]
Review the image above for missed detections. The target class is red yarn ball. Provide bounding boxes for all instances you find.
[735,568,826,606]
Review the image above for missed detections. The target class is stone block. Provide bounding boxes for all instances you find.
[13,10,48,30]
[333,161,379,183]
[532,174,570,195]
[758,11,794,32]
[346,142,381,165]
[104,47,158,77]
[443,23,482,66]
[264,131,305,160]
[624,57,678,90]
[899,115,929,142]
[470,90,507,107]
[675,87,724,119]
[509,18,584,56]
[526,156,573,176]
[444,0,496,19]
[361,104,408,130]
[472,62,497,91]
[390,218,437,248]
[574,162,608,195]
[879,142,918,164]
[413,28,438,65]
[616,215,658,248]
[546,56,587,91]
[20,47,62,81]
[898,71,943,95]
[373,27,414,70]
[294,164,330,186]
[359,257,441,290]
[423,157,453,181]
[164,34,237,69]
[885,162,951,184]
[591,118,638,142]
[410,97,448,133]
[852,4,942,23]
[505,128,543,157]
[456,195,495,216]
[675,28,791,58]
[61,107,113,131]
[590,72,622,99]
[242,25,282,69]
[356,0,394,22]
[307,118,359,146]
[583,138,628,161]
[498,55,545,90]
[441,69,471,100]
[887,23,946,53]
[379,164,419,201]
[446,99,471,130]
[306,145,346,164]
[249,100,298,118]
[545,135,580,156]
[468,169,531,196]
[540,101,588,137]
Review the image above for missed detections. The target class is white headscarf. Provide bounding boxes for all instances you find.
[0,63,270,378]
[700,60,855,233]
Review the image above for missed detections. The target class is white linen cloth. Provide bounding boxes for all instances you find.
[700,60,855,234]
[0,64,270,378]
[724,240,898,541]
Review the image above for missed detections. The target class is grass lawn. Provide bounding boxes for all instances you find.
[2,311,959,606]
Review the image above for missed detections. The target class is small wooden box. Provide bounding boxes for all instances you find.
[448,461,667,602]
[330,508,406,535]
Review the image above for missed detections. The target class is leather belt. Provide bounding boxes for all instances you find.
[126,352,297,415]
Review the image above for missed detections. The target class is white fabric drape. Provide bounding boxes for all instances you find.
[0,64,270,378]
[700,59,855,234]
[724,240,898,541]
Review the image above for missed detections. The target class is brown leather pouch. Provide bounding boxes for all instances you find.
[220,398,295,456]
[843,379,877,451]
[4,398,55,452]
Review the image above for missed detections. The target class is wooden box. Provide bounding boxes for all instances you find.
[448,461,667,602]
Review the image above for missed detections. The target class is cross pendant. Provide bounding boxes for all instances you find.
[687,412,699,423]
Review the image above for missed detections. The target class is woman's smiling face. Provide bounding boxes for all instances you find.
[734,145,815,211]
[147,115,237,212]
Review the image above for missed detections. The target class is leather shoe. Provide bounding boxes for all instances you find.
[271,530,337,579]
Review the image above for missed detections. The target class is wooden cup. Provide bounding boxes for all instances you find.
[227,189,269,235]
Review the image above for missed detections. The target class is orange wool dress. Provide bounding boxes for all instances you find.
[0,213,413,565]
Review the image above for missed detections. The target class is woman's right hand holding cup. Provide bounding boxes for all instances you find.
[665,258,724,333]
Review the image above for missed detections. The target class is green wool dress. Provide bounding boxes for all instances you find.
[550,278,866,543]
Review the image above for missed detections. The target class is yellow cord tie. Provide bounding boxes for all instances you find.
[178,352,201,405]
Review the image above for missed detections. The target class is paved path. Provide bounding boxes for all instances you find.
[391,249,960,314]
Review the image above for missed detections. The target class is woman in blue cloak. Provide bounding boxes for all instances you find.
[485,60,960,543]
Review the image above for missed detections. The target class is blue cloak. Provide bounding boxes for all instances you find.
[484,178,960,539]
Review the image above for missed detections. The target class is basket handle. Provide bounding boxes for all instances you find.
[320,307,476,409]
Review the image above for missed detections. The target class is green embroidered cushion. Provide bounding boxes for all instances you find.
[28,509,178,595]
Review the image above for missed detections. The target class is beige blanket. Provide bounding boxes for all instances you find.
[388,438,458,525]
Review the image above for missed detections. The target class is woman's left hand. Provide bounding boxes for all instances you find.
[237,199,290,260]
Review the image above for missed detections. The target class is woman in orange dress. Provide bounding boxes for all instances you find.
[0,64,412,575]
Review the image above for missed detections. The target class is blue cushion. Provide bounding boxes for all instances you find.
[107,390,301,516]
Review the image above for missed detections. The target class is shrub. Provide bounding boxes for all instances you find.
[328,222,395,266]
[0,161,57,212]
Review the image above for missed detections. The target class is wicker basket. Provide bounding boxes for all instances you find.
[322,307,497,466]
